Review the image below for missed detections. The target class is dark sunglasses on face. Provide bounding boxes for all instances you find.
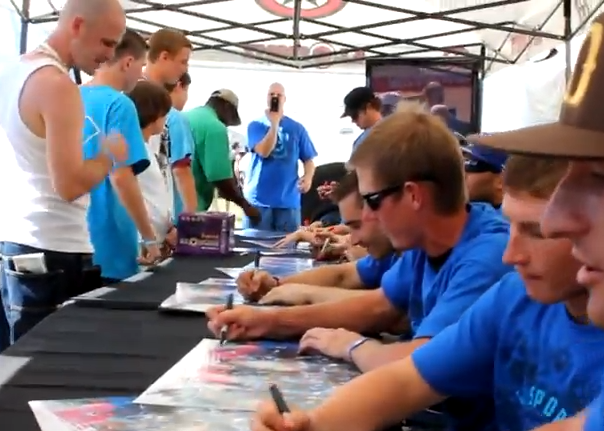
[361,185,402,211]
[464,159,501,174]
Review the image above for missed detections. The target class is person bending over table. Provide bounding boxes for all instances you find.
[470,21,604,430]
[208,107,512,373]
[143,30,197,217]
[82,30,162,285]
[185,90,261,225]
[251,156,604,431]
[0,0,127,348]
[237,171,397,306]
[126,81,179,259]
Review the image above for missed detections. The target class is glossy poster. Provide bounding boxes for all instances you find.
[217,256,319,279]
[29,396,247,431]
[134,339,359,411]
[159,278,243,313]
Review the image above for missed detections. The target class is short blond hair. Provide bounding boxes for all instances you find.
[504,155,568,199]
[348,106,466,215]
[147,29,192,62]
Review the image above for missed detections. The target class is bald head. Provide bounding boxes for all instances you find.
[268,82,285,96]
[55,0,126,75]
[431,104,451,122]
[60,0,124,22]
[267,82,286,110]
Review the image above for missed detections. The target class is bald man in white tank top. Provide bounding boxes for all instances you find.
[0,0,127,348]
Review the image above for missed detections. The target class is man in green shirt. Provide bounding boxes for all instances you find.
[184,89,259,224]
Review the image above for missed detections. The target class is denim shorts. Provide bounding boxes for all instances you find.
[0,241,102,349]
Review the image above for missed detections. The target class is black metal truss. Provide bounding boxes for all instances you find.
[9,0,604,69]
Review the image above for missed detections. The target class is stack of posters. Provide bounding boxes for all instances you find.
[29,396,247,431]
[30,340,359,430]
[159,278,243,314]
[134,339,359,410]
[216,256,317,279]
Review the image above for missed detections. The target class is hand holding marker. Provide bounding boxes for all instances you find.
[219,293,234,345]
[269,383,290,413]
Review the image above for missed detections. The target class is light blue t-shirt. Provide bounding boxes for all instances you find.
[413,271,604,431]
[585,383,604,431]
[382,203,512,338]
[245,116,318,209]
[352,129,370,154]
[81,86,149,280]
[165,108,193,217]
[355,252,399,288]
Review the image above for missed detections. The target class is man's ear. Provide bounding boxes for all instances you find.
[494,173,504,193]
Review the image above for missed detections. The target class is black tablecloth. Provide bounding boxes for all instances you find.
[0,305,214,430]
[72,254,253,310]
[0,252,254,430]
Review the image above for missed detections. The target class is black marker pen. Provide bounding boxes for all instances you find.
[269,383,291,414]
[219,293,234,345]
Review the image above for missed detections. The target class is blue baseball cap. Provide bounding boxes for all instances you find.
[463,143,507,174]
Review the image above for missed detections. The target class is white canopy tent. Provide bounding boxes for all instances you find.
[481,32,586,132]
[5,0,604,72]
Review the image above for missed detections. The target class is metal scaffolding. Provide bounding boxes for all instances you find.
[8,0,604,71]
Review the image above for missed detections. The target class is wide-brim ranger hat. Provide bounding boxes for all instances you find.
[470,13,604,158]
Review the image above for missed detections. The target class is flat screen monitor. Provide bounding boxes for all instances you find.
[366,57,482,135]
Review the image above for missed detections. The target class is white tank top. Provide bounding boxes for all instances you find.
[0,56,92,253]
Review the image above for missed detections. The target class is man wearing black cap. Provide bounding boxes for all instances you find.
[318,87,384,201]
[463,143,507,209]
[341,87,383,154]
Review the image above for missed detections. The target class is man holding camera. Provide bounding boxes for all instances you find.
[243,83,318,233]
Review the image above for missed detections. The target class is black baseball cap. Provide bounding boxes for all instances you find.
[341,87,376,118]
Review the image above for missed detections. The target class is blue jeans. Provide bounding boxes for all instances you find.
[243,207,301,233]
[0,242,102,349]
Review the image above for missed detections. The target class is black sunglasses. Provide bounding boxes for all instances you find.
[361,185,402,211]
[361,174,439,211]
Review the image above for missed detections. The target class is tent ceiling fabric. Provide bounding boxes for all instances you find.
[11,0,604,69]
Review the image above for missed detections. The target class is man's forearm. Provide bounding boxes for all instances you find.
[214,178,252,210]
[254,126,278,157]
[351,338,429,373]
[111,172,155,240]
[311,357,444,431]
[305,286,369,304]
[268,290,401,338]
[281,264,350,287]
[59,154,112,201]
[172,165,198,213]
[302,159,316,181]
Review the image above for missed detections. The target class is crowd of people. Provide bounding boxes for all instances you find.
[210,14,601,431]
[1,1,604,431]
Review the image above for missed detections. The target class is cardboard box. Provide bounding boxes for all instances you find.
[176,212,235,255]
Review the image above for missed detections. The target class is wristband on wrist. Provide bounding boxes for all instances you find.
[140,238,159,246]
[346,337,370,364]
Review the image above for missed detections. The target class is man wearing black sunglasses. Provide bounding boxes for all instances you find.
[463,142,507,209]
[207,107,511,379]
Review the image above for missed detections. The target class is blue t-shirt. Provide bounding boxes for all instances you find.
[382,203,512,338]
[245,116,318,209]
[356,253,399,288]
[352,129,370,154]
[413,272,604,431]
[166,108,194,217]
[585,383,604,431]
[81,85,149,280]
